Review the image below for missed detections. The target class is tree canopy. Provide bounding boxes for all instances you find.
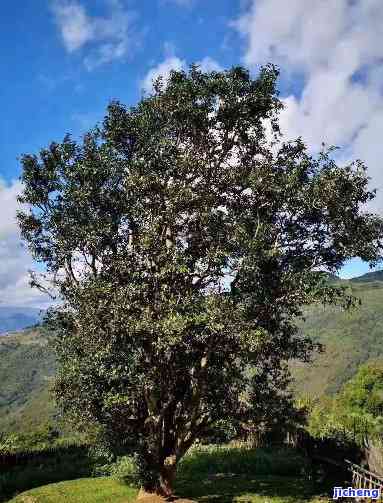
[17,63,383,498]
[340,360,383,418]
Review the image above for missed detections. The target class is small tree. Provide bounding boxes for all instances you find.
[17,64,383,498]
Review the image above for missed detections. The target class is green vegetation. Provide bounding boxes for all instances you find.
[304,359,383,443]
[0,444,94,502]
[175,476,330,503]
[3,277,383,435]
[292,280,383,397]
[7,476,330,503]
[0,328,55,433]
[8,478,137,503]
[340,359,383,418]
[3,445,331,502]
[17,60,383,498]
[177,444,309,478]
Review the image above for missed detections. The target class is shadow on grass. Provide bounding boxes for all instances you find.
[170,446,330,502]
[1,445,341,502]
[174,475,332,503]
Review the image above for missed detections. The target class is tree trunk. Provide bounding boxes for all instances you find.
[137,456,177,500]
[159,462,177,496]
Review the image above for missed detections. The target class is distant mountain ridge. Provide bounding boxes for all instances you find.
[0,268,381,334]
[0,307,44,335]
[349,270,383,283]
[321,269,383,283]
[1,270,383,432]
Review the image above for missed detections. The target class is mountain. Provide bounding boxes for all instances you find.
[349,270,383,283]
[1,273,383,432]
[291,279,383,397]
[0,307,44,335]
[0,326,56,432]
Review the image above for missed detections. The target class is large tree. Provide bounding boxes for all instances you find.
[17,64,383,499]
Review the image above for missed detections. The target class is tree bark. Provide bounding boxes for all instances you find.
[158,461,177,497]
[138,455,177,500]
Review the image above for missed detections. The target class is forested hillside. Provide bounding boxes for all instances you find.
[1,276,383,432]
[0,327,56,432]
[292,279,383,397]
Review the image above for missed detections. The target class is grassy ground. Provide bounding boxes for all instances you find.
[177,474,331,502]
[7,475,331,502]
[3,445,337,502]
[8,478,137,503]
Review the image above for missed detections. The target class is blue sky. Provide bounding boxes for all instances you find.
[0,0,383,307]
[0,1,236,181]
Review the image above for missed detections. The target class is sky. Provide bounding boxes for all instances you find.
[0,0,383,308]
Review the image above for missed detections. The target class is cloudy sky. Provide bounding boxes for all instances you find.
[1,0,383,308]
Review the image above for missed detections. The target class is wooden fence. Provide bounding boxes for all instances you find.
[345,459,383,500]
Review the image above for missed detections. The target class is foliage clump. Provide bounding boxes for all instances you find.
[305,360,383,444]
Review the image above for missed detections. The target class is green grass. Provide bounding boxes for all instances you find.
[174,445,332,502]
[8,477,137,503]
[7,475,332,503]
[3,445,338,502]
[1,445,308,501]
[177,474,331,502]
[178,445,309,479]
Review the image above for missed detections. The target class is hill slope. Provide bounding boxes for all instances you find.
[292,280,383,397]
[349,270,383,283]
[0,327,56,432]
[1,276,383,432]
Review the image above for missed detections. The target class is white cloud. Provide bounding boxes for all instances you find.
[234,0,383,213]
[52,2,94,52]
[197,56,223,73]
[0,180,52,309]
[51,0,136,70]
[141,55,222,94]
[142,56,187,94]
